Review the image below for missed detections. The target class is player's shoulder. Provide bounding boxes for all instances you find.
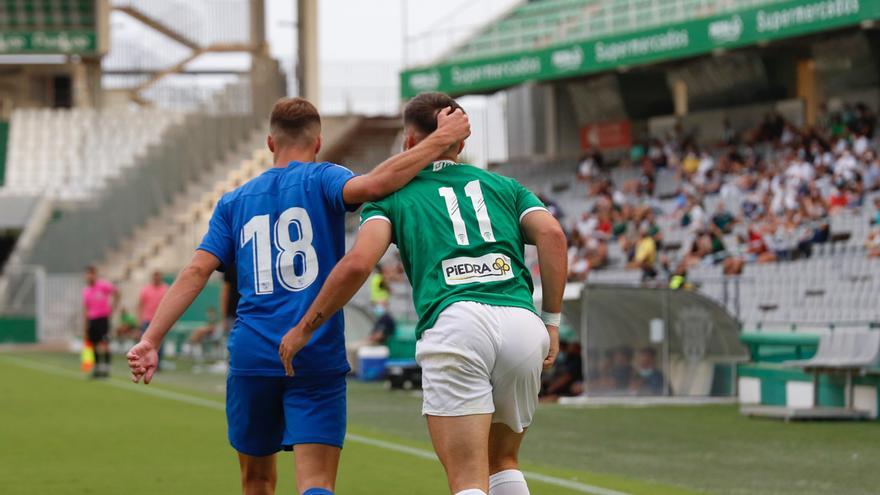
[316,161,354,175]
[461,164,521,188]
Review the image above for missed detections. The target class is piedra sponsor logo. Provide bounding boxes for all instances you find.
[551,46,584,71]
[708,15,744,44]
[442,254,513,286]
[409,70,441,92]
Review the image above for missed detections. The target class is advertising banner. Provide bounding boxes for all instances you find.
[0,30,97,55]
[401,0,880,98]
[580,121,632,151]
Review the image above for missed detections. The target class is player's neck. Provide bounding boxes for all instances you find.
[272,148,317,168]
[434,153,460,163]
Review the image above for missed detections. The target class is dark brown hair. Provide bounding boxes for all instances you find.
[269,97,321,147]
[403,92,464,135]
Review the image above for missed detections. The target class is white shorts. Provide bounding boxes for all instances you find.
[415,301,550,433]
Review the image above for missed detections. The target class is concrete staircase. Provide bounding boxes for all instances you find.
[100,130,268,284]
[100,115,403,301]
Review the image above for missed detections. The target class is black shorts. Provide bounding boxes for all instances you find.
[87,317,110,344]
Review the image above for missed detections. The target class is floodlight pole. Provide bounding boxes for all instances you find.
[297,0,320,108]
[401,0,409,68]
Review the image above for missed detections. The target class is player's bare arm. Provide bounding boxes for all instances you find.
[521,209,568,369]
[279,220,393,376]
[127,250,220,384]
[341,107,470,205]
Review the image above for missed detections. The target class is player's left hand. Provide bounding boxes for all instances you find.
[543,325,560,370]
[279,326,310,376]
[127,339,159,384]
[435,106,471,144]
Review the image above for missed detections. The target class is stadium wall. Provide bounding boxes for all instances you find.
[0,316,36,344]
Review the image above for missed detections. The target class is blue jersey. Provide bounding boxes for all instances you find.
[198,161,356,377]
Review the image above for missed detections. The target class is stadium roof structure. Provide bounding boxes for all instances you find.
[400,0,880,98]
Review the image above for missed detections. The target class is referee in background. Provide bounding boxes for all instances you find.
[82,266,118,378]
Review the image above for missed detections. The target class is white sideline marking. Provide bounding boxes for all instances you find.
[2,356,630,495]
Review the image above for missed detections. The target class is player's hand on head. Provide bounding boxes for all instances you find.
[279,326,310,377]
[436,106,471,143]
[126,340,159,384]
[543,325,560,370]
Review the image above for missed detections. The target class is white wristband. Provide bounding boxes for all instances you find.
[541,311,561,327]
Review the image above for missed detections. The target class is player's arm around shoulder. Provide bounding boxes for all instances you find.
[341,108,471,205]
[279,219,393,376]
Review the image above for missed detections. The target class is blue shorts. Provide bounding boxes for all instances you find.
[226,373,347,457]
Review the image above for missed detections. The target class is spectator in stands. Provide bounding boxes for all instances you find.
[720,118,737,146]
[115,307,140,341]
[82,266,118,378]
[631,347,665,396]
[538,193,564,219]
[872,197,880,226]
[711,202,736,233]
[367,303,397,345]
[369,265,391,307]
[746,223,777,264]
[865,152,880,192]
[577,148,603,182]
[630,226,658,281]
[638,158,656,196]
[347,280,398,372]
[866,230,880,259]
[540,341,583,401]
[188,307,220,344]
[680,195,707,230]
[547,99,877,288]
[610,346,634,391]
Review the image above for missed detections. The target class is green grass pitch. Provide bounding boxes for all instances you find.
[1,352,878,494]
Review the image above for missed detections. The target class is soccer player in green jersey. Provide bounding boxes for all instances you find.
[279,93,568,495]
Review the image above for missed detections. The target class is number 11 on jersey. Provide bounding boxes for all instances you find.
[438,180,496,246]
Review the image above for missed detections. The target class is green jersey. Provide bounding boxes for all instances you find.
[360,160,547,337]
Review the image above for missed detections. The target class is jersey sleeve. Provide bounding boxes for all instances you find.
[197,197,235,269]
[513,181,548,223]
[360,200,393,227]
[321,163,358,213]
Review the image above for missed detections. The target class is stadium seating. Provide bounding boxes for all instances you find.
[448,0,784,63]
[504,158,880,330]
[101,132,270,285]
[2,107,185,201]
[489,108,880,333]
[0,0,95,30]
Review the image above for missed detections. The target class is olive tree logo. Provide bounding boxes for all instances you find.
[551,46,584,72]
[708,15,744,44]
[408,70,441,92]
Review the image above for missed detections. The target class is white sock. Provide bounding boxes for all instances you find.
[454,490,487,495]
[489,470,529,495]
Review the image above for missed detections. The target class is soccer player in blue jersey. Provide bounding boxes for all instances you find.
[126,97,470,495]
